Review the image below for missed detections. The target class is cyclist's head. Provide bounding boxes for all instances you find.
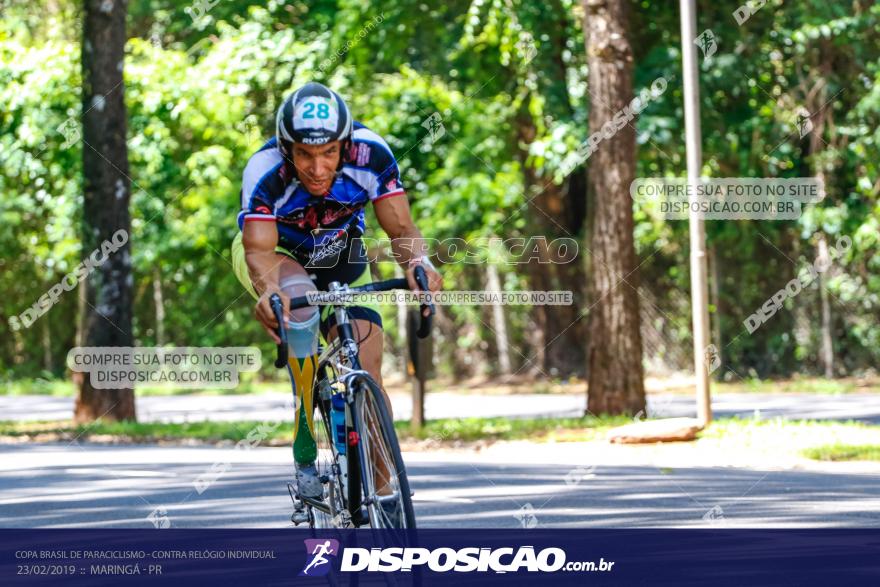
[276,82,352,194]
[288,141,344,196]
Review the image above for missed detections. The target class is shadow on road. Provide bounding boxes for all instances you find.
[1,443,878,528]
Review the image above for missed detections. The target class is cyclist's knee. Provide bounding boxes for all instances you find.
[280,273,319,357]
[280,273,318,323]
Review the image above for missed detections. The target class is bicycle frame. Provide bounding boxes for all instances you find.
[297,281,390,527]
[270,269,433,528]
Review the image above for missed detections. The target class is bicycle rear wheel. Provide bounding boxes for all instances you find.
[351,375,416,529]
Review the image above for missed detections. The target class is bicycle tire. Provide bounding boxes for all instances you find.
[350,375,416,529]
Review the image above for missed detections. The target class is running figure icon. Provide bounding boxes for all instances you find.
[301,539,338,576]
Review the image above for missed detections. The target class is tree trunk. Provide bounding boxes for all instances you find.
[511,0,589,378]
[75,0,135,423]
[817,234,834,378]
[486,263,511,375]
[518,115,587,377]
[709,245,722,377]
[152,267,165,346]
[11,323,25,367]
[41,319,52,372]
[583,0,646,415]
[434,307,469,382]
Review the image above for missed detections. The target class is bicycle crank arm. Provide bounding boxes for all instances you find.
[300,495,331,514]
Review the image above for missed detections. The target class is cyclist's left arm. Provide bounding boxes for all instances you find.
[374,195,442,293]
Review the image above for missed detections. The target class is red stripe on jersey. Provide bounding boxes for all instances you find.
[373,189,406,202]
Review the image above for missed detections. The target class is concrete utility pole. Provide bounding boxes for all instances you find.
[679,0,713,425]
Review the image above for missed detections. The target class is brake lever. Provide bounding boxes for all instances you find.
[413,265,434,339]
[269,293,288,368]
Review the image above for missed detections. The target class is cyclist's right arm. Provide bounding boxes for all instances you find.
[243,220,289,343]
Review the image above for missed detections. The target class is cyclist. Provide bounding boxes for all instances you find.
[231,82,442,501]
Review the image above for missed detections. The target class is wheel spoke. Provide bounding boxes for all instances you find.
[355,380,414,529]
[307,395,346,528]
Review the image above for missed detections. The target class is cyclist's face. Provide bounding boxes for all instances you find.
[291,141,341,195]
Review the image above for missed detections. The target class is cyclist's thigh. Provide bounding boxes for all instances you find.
[231,232,311,301]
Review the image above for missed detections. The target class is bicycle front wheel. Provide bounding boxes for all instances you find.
[308,389,347,528]
[351,376,416,529]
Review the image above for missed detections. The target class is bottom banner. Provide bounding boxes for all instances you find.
[2,529,879,586]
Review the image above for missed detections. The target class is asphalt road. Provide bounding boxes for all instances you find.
[2,442,878,529]
[4,391,880,528]
[5,392,880,424]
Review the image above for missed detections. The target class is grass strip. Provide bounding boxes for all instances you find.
[0,415,629,444]
[801,444,880,462]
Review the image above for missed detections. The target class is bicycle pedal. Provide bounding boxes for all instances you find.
[291,510,310,525]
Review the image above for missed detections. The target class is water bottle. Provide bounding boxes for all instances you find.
[331,393,346,455]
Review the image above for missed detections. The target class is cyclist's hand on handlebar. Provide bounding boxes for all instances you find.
[255,288,289,344]
[406,257,441,317]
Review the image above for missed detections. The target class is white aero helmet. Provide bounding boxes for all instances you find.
[275,82,353,153]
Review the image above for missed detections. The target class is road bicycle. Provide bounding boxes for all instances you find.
[269,266,433,530]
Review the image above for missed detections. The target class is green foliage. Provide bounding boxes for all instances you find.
[1,0,879,382]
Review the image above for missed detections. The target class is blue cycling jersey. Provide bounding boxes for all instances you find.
[237,122,405,259]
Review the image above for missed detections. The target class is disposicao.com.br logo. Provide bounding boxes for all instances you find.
[337,545,614,574]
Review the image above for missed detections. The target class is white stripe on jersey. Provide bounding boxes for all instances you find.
[241,148,283,209]
[342,167,379,200]
[273,181,298,213]
[352,127,392,152]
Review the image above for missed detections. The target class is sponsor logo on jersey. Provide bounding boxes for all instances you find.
[282,199,355,231]
[356,143,371,166]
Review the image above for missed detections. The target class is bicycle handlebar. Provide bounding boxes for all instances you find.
[412,265,434,339]
[269,266,435,368]
[269,294,288,368]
